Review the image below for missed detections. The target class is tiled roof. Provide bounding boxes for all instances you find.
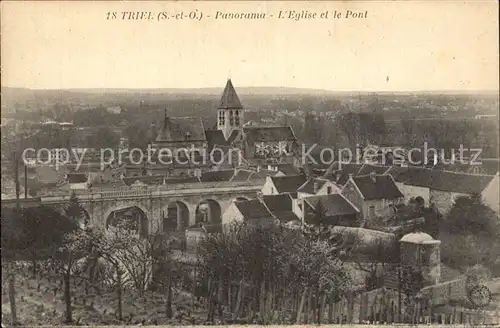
[254,169,281,178]
[201,170,235,182]
[205,130,227,150]
[304,194,359,217]
[479,158,500,175]
[156,117,206,142]
[434,160,500,176]
[297,178,328,194]
[352,174,403,200]
[276,163,300,175]
[389,167,495,194]
[263,194,293,213]
[357,164,392,176]
[230,169,277,182]
[35,166,63,184]
[243,126,296,143]
[235,199,273,220]
[323,162,364,185]
[273,211,299,223]
[262,194,297,222]
[271,175,308,193]
[67,173,88,184]
[226,130,241,145]
[218,79,243,109]
[323,162,364,183]
[231,169,254,182]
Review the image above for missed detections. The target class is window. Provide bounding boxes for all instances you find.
[235,110,240,125]
[219,111,225,125]
[368,205,376,217]
[327,186,332,194]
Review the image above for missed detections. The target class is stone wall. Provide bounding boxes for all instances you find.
[421,278,466,306]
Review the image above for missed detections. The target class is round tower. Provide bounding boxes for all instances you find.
[400,231,441,286]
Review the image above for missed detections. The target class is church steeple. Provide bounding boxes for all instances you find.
[217,79,244,140]
[218,79,243,110]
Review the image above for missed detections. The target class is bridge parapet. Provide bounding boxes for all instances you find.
[34,179,265,203]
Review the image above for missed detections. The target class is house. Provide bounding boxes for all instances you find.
[200,169,235,182]
[341,172,404,221]
[389,167,498,213]
[261,174,308,195]
[482,173,500,214]
[262,194,299,223]
[231,168,280,182]
[299,193,360,226]
[357,164,392,176]
[67,173,89,190]
[222,194,300,229]
[323,162,364,185]
[222,198,275,229]
[296,177,341,198]
[275,163,300,176]
[242,126,298,167]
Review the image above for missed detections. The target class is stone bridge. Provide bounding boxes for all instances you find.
[2,180,263,235]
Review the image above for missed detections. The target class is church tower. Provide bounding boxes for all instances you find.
[217,79,244,140]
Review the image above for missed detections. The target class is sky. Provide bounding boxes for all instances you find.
[1,1,499,91]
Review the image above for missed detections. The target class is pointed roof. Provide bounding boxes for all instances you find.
[218,79,243,109]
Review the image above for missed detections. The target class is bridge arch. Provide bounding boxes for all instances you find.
[195,199,222,225]
[233,196,250,203]
[162,201,190,232]
[105,205,150,237]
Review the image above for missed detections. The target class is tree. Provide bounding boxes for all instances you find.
[302,113,323,145]
[444,194,499,237]
[51,226,94,323]
[47,195,93,323]
[92,224,176,321]
[1,254,20,325]
[337,112,359,148]
[337,112,386,147]
[196,223,351,324]
[86,126,120,149]
[400,116,417,148]
[64,192,89,228]
[440,194,500,272]
[311,199,328,226]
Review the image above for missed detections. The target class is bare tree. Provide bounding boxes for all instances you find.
[92,224,176,321]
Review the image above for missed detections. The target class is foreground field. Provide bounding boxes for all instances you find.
[1,270,210,326]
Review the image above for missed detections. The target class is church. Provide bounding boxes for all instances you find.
[147,79,300,177]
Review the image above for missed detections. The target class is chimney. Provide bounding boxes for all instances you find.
[348,173,354,180]
[370,171,376,182]
[335,170,342,182]
[313,180,319,194]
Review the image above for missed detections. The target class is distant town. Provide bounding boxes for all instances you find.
[2,80,499,326]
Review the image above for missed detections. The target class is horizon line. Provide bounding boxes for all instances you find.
[2,85,499,94]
